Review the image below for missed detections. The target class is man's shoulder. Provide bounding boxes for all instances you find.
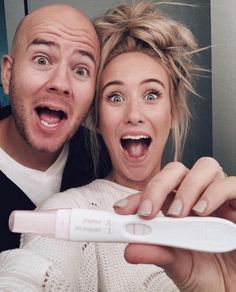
[0,170,33,204]
[0,170,35,252]
[0,105,11,120]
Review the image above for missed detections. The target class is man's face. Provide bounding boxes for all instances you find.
[2,5,100,153]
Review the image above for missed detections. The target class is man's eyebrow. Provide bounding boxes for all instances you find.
[75,49,96,66]
[29,38,58,48]
[141,78,166,89]
[28,40,96,65]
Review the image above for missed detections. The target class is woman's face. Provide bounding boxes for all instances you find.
[99,52,172,190]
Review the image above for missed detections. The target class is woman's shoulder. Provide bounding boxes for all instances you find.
[38,179,137,211]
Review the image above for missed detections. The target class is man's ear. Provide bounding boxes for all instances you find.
[1,55,13,96]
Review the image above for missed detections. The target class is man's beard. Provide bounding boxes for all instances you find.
[9,77,54,153]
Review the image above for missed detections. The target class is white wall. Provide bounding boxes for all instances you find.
[4,0,25,52]
[211,0,236,174]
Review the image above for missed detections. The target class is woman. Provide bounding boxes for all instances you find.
[0,2,235,291]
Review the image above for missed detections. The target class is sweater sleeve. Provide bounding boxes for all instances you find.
[0,248,63,292]
[0,235,99,291]
[0,188,99,291]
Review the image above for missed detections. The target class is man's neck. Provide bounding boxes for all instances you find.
[0,116,61,171]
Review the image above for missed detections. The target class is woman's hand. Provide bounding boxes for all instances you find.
[113,157,236,292]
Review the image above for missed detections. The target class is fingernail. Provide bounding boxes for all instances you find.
[113,198,128,208]
[138,199,153,216]
[167,199,183,216]
[192,199,208,213]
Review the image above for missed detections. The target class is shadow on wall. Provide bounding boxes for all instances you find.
[0,0,9,107]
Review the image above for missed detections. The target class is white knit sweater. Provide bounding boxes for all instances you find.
[0,179,179,291]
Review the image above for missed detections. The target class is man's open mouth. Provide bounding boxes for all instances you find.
[120,135,152,158]
[35,106,67,128]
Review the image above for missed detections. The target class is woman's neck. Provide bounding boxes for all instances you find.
[106,171,146,191]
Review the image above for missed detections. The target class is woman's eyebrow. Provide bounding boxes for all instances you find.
[101,80,123,94]
[101,78,166,94]
[141,78,166,89]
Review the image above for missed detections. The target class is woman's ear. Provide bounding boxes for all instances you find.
[1,55,13,96]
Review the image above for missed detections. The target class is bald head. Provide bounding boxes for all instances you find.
[11,4,99,61]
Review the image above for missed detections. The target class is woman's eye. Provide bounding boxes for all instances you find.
[109,94,123,103]
[74,67,89,77]
[144,90,161,101]
[34,56,49,65]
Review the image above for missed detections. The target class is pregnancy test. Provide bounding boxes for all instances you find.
[9,208,236,253]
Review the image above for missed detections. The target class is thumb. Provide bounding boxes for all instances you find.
[113,192,142,215]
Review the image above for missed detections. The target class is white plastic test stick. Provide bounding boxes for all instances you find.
[9,208,236,253]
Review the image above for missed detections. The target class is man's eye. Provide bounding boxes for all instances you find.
[34,56,49,65]
[74,67,89,77]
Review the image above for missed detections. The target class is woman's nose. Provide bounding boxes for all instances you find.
[124,99,144,125]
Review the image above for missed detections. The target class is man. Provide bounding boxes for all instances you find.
[0,4,109,251]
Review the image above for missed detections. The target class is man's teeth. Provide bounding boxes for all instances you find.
[40,120,58,128]
[122,135,149,140]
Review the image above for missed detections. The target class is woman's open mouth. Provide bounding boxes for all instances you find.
[120,135,152,158]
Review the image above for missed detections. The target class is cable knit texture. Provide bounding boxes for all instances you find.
[0,179,179,291]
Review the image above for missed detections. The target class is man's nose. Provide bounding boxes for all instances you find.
[46,64,71,96]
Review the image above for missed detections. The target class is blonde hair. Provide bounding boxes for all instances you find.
[90,1,201,174]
